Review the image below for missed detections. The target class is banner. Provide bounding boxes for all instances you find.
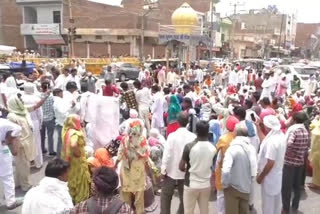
[20,24,60,35]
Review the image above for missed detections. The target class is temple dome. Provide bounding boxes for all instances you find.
[171,3,199,34]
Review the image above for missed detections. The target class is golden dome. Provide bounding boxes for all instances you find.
[171,2,199,34]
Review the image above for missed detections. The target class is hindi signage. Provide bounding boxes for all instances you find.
[21,24,60,35]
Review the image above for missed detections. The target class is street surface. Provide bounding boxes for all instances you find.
[1,155,319,214]
[1,101,320,214]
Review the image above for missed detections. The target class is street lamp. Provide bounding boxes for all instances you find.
[140,1,158,62]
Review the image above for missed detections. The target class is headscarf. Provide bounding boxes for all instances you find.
[120,120,149,169]
[8,94,28,116]
[7,94,34,128]
[168,95,182,122]
[226,115,240,132]
[61,114,82,162]
[87,157,101,168]
[94,148,114,168]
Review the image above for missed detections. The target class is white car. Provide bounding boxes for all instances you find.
[273,65,318,89]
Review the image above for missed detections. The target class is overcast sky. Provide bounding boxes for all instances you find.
[90,0,320,23]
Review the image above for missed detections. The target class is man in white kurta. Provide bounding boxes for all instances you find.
[0,119,23,209]
[260,73,274,100]
[151,89,165,131]
[256,115,286,214]
[228,69,238,86]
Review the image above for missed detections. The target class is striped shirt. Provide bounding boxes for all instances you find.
[284,127,310,166]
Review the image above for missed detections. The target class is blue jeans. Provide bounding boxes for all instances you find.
[40,119,55,153]
[56,125,63,157]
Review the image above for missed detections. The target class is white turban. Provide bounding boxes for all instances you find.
[263,115,281,131]
[150,128,160,138]
[129,109,138,118]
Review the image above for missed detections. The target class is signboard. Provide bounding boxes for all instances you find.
[158,34,213,46]
[20,24,60,35]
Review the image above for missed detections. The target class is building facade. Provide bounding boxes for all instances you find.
[232,10,297,59]
[295,23,320,58]
[12,0,211,58]
[0,0,24,50]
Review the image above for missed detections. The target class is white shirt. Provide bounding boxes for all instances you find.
[63,91,80,115]
[54,74,67,90]
[238,70,246,84]
[5,76,17,88]
[258,130,286,195]
[185,91,198,107]
[161,127,197,179]
[151,92,165,128]
[53,96,68,126]
[66,74,81,90]
[187,141,217,189]
[79,92,94,122]
[135,87,152,111]
[167,72,176,85]
[138,71,145,82]
[22,177,74,214]
[261,77,274,99]
[0,119,22,176]
[196,69,204,82]
[229,70,238,85]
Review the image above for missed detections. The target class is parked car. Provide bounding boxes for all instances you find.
[233,59,264,71]
[273,65,318,89]
[104,62,140,82]
[0,64,10,79]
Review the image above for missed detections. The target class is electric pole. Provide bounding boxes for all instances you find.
[68,0,75,58]
[278,13,285,58]
[230,1,245,59]
[141,0,158,63]
[209,0,215,60]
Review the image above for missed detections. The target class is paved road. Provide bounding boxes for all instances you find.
[1,156,319,214]
[1,120,319,214]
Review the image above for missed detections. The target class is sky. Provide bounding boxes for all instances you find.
[90,0,320,23]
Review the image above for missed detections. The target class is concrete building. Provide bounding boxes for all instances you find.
[232,9,297,59]
[0,0,24,50]
[11,0,211,58]
[295,23,320,58]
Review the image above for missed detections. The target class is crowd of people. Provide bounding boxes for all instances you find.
[0,59,320,214]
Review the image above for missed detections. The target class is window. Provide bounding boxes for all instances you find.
[117,35,125,40]
[75,35,82,39]
[53,11,61,23]
[221,33,225,42]
[95,35,102,40]
[122,63,132,68]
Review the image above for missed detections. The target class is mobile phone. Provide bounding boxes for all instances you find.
[250,113,256,122]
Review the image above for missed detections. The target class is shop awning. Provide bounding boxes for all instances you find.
[33,35,65,45]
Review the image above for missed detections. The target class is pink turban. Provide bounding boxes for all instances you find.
[226,116,240,132]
